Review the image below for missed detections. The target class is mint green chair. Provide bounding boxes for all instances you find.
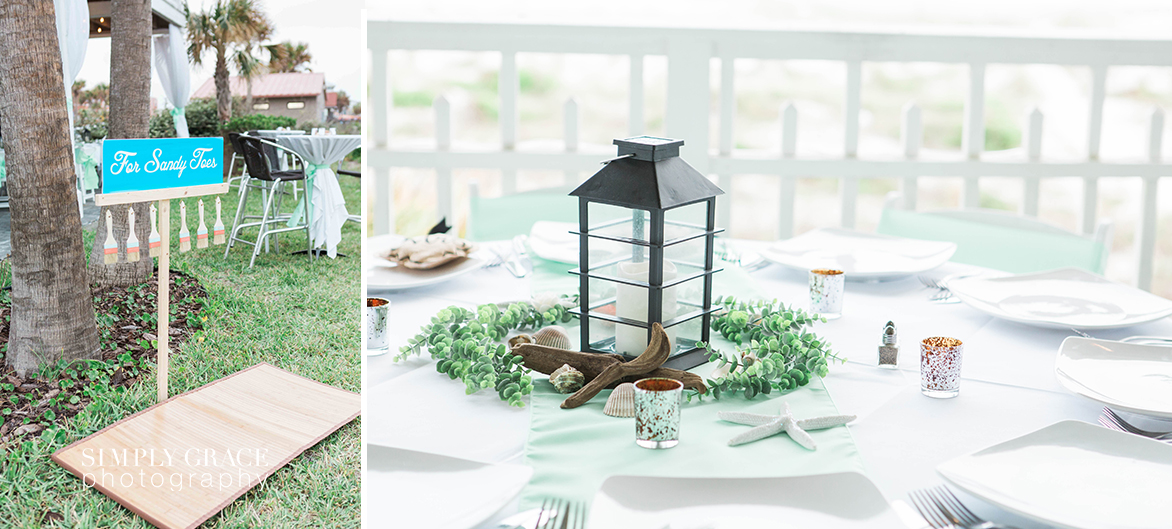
[876,193,1112,274]
[466,183,580,242]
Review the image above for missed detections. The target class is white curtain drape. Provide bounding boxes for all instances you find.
[54,0,89,212]
[153,24,191,137]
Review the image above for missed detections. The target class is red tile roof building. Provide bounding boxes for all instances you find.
[193,72,327,123]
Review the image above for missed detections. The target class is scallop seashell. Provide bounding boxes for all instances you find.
[550,364,585,394]
[508,334,534,350]
[532,326,572,350]
[603,383,636,418]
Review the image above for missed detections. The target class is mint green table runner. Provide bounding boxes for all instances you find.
[519,256,866,509]
[519,374,865,509]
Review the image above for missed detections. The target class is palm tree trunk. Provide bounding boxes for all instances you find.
[88,0,154,288]
[215,46,231,122]
[245,78,254,112]
[0,0,100,375]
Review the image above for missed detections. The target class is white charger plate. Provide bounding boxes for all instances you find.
[759,228,956,281]
[947,267,1172,330]
[937,420,1172,529]
[365,234,486,291]
[364,444,532,529]
[1056,336,1172,418]
[588,472,903,529]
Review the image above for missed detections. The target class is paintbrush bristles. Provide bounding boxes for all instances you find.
[125,207,140,262]
[102,210,118,264]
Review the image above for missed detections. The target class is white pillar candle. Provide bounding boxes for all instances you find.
[616,260,678,355]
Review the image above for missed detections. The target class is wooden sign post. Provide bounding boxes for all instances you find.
[96,138,228,402]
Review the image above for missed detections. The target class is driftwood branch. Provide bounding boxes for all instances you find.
[510,323,708,408]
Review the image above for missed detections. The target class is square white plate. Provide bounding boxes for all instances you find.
[760,228,956,281]
[937,421,1172,529]
[365,234,487,291]
[1056,336,1172,418]
[588,472,903,529]
[947,268,1172,329]
[364,444,532,529]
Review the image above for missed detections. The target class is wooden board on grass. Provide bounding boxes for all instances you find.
[52,364,360,529]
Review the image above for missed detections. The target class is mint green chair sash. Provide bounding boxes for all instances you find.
[287,162,329,228]
[74,148,98,191]
[877,208,1106,274]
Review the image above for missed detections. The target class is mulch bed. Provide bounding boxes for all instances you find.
[0,269,208,446]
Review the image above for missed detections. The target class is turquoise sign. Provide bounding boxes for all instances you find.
[101,138,223,194]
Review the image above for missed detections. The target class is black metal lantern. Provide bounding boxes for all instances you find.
[569,136,724,371]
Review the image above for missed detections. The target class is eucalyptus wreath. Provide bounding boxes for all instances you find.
[691,296,843,401]
[395,297,576,407]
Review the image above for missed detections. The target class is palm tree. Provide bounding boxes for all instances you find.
[265,41,313,73]
[234,45,265,111]
[0,0,100,375]
[87,0,157,288]
[186,0,272,122]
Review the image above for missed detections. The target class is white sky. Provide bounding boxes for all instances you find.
[75,0,362,107]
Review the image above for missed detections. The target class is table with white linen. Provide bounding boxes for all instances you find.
[272,134,359,258]
[368,239,1172,529]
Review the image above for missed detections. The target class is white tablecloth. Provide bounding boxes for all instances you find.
[274,135,359,258]
[368,239,1172,529]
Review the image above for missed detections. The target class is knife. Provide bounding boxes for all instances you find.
[505,235,533,278]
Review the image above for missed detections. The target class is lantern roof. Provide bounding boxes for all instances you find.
[571,136,724,210]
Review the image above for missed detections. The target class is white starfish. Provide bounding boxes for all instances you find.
[718,402,856,450]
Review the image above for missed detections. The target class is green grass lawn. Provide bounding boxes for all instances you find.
[0,168,362,528]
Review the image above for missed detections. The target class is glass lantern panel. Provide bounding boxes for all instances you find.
[663,201,711,245]
[586,202,650,244]
[583,274,620,353]
[663,311,704,357]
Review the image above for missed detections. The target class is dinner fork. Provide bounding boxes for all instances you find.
[917,275,962,304]
[534,498,586,529]
[1099,407,1172,440]
[910,486,1020,529]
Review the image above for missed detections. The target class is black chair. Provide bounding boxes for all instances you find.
[224,135,311,267]
[226,132,247,189]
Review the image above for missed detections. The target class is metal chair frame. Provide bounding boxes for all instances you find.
[225,135,313,268]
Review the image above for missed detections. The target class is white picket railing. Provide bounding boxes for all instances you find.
[367,22,1172,290]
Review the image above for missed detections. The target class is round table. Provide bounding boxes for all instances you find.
[271,134,360,258]
[367,239,1172,528]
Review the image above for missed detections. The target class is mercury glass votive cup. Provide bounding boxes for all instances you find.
[921,337,963,398]
[634,378,683,449]
[366,297,391,355]
[809,269,845,320]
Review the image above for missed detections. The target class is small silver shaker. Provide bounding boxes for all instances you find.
[878,321,899,368]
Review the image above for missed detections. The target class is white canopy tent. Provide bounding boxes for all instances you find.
[153,24,191,138]
[54,0,91,212]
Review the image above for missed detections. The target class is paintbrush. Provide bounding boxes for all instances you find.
[102,210,118,264]
[179,201,191,252]
[213,197,225,245]
[196,199,209,249]
[125,207,140,262]
[148,203,162,257]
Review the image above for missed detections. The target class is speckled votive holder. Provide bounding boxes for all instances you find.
[366,297,391,355]
[920,337,963,398]
[809,269,845,320]
[634,378,683,449]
